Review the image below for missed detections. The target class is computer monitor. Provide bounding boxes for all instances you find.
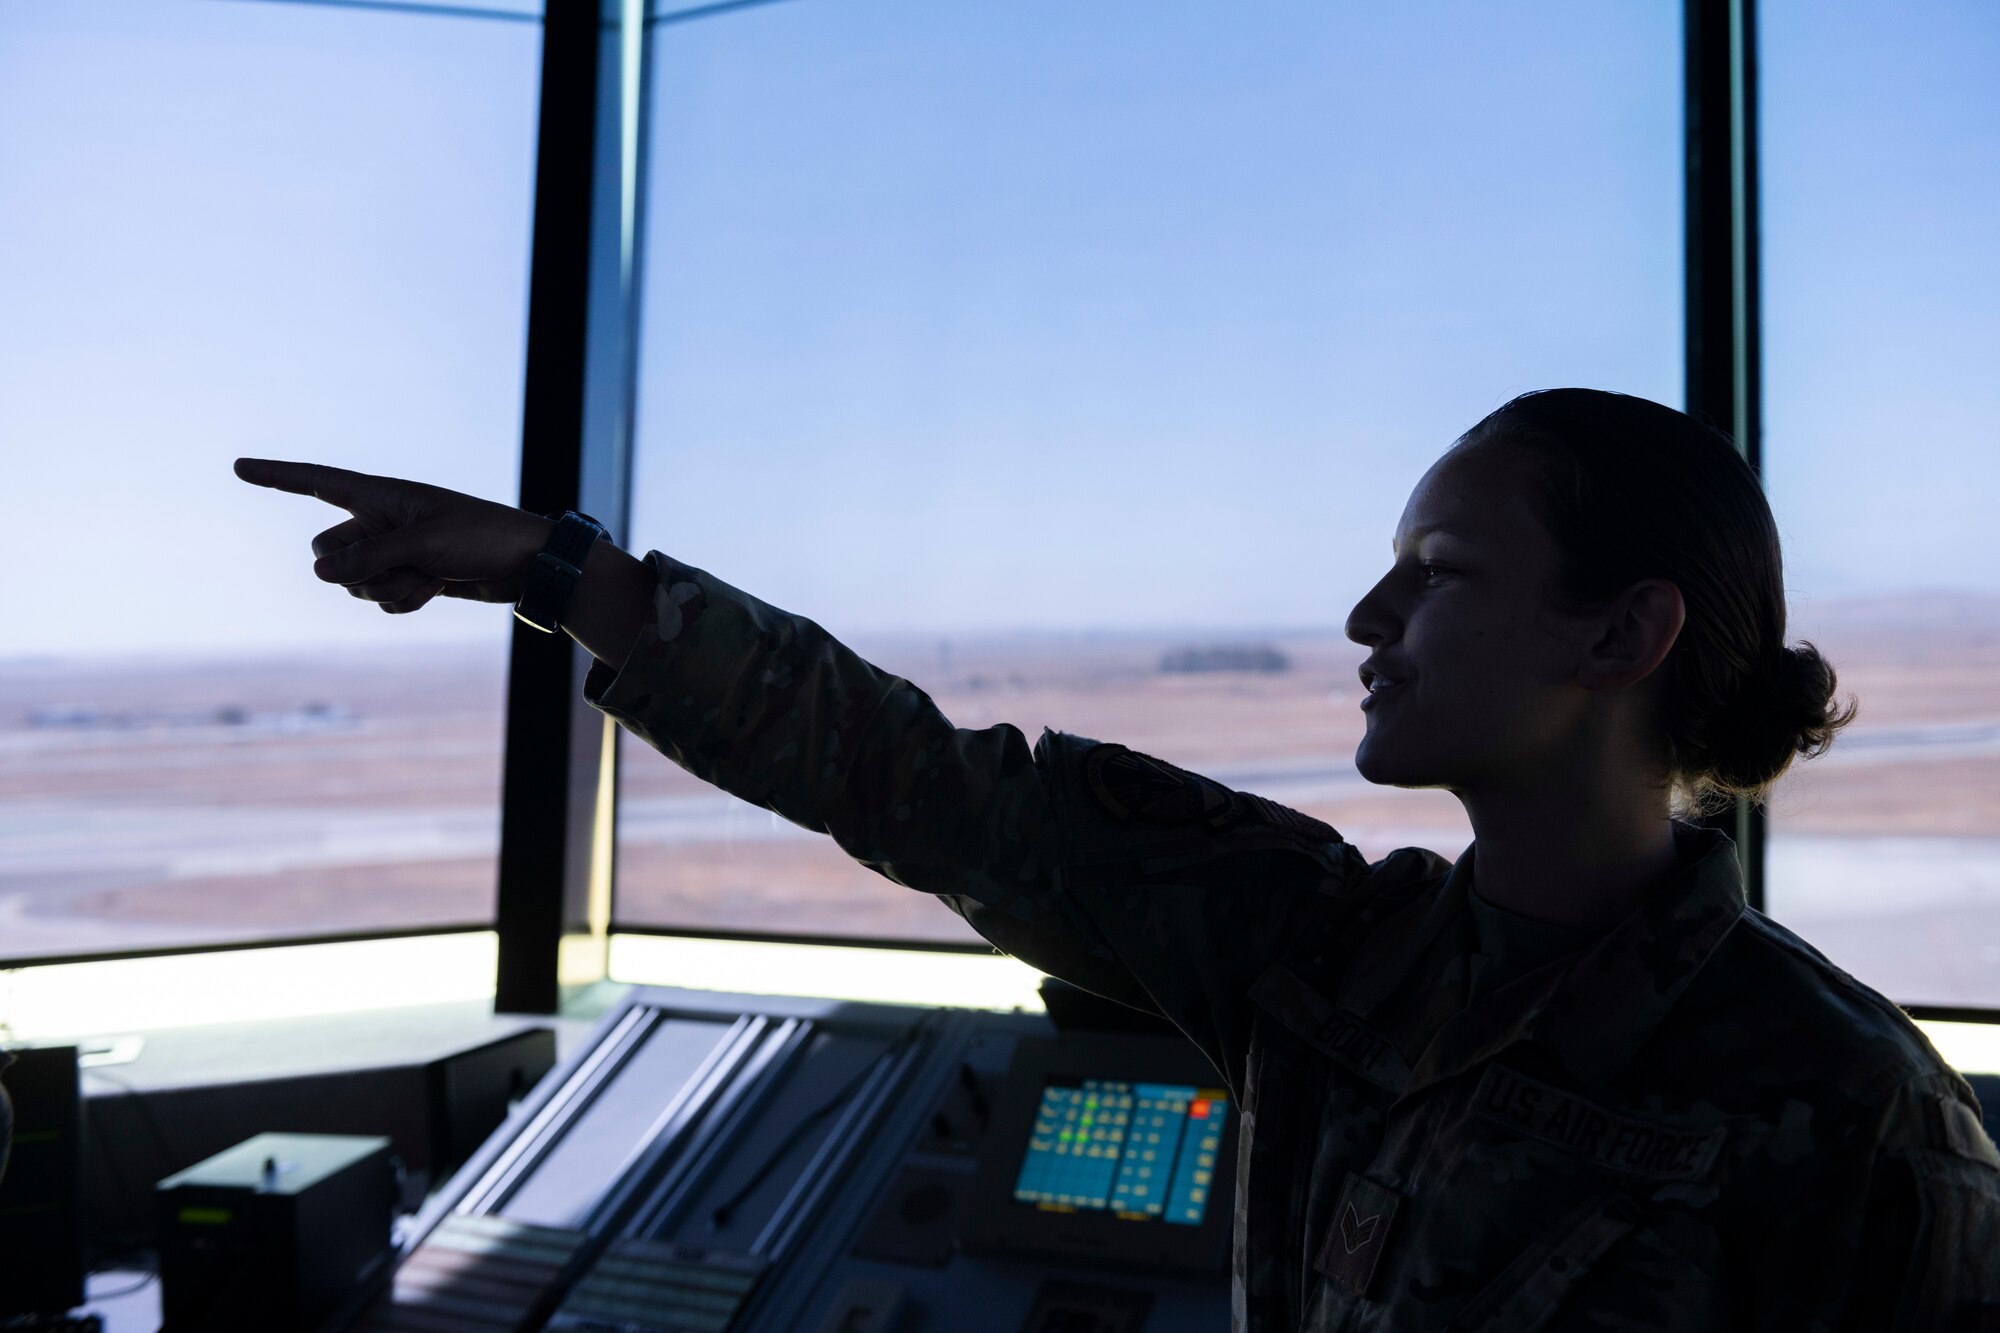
[962,1034,1237,1274]
[1010,1076,1228,1227]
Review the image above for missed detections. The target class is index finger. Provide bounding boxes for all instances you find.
[234,458,379,509]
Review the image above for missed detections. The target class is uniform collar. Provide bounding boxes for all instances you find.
[1348,823,1747,1100]
[1336,845,1482,1018]
[1529,822,1747,1086]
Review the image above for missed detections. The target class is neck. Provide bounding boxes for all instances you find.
[1457,772,1679,932]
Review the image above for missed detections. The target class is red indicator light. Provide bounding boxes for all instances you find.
[1190,1100,1210,1119]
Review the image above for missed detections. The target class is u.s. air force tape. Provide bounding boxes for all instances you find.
[1473,1065,1726,1181]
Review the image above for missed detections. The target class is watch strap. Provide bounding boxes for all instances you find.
[514,510,608,634]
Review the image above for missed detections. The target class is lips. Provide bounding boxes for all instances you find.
[1358,662,1409,709]
[1358,663,1409,692]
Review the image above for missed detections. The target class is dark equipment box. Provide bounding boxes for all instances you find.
[157,1131,395,1331]
[0,1044,87,1321]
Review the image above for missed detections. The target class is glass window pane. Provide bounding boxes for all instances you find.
[619,0,1681,944]
[1762,1,2000,1006]
[0,0,542,958]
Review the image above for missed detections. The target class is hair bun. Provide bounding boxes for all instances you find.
[1779,643,1859,760]
[1703,641,1858,802]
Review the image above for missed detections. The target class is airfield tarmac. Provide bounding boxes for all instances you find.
[4,602,1997,1006]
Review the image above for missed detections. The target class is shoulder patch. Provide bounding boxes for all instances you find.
[1084,743,1242,829]
[1935,1096,2000,1170]
[1240,791,1340,844]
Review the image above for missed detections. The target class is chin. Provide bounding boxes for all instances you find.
[1354,734,1460,791]
[1354,740,1426,788]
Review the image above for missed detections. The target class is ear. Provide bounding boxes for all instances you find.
[1577,578,1684,692]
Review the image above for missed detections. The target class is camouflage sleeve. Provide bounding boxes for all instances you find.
[1752,1069,2000,1330]
[581,552,1357,1086]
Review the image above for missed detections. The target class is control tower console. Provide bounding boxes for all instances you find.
[347,984,1233,1333]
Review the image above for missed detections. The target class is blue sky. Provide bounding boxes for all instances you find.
[0,0,1993,658]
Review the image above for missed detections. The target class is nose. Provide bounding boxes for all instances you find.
[1345,570,1397,648]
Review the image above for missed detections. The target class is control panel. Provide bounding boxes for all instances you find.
[346,986,1231,1333]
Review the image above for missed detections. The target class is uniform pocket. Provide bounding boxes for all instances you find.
[1449,1192,1639,1332]
[1890,1148,2000,1329]
[1239,1024,1362,1331]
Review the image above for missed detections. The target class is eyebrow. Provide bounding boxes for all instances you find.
[1391,524,1480,555]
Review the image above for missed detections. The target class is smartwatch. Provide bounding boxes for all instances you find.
[513,509,610,635]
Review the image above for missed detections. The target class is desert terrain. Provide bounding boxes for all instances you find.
[3,591,1997,1006]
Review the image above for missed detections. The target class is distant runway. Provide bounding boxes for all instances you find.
[1816,717,2000,763]
[5,720,2000,974]
[5,717,1999,879]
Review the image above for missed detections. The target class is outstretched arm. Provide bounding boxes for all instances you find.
[226,457,1186,1007]
[234,459,1356,1087]
[572,546,1359,1090]
[570,547,1152,1006]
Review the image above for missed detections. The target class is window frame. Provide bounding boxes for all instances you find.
[0,0,544,980]
[1686,0,1767,914]
[4,0,1992,1032]
[596,0,1768,976]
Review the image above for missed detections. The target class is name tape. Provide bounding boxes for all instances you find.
[1249,963,1410,1096]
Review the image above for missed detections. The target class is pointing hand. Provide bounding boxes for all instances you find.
[234,459,556,615]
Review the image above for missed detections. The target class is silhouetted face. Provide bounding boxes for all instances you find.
[1344,442,1593,794]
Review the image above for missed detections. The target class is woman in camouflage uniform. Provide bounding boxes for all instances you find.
[240,387,2000,1329]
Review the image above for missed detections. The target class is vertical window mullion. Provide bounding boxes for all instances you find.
[1685,0,1765,911]
[497,0,646,1012]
